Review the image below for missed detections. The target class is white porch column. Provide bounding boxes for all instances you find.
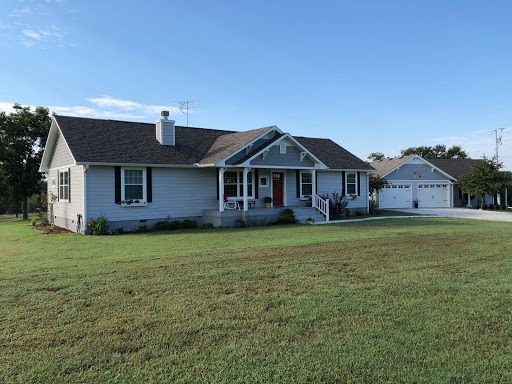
[243,167,249,212]
[450,184,454,208]
[219,168,225,212]
[311,169,316,207]
[467,192,471,208]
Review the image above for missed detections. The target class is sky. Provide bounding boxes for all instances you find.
[1,0,511,170]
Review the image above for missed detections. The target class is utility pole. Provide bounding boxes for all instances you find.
[490,128,505,205]
[489,128,505,163]
[177,100,199,127]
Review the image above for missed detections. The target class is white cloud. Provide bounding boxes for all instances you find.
[0,102,37,113]
[87,96,181,115]
[19,25,64,47]
[87,97,142,110]
[9,8,32,17]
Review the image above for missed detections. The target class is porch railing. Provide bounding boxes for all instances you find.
[313,193,329,222]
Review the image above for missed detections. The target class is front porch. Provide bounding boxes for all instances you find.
[202,205,326,227]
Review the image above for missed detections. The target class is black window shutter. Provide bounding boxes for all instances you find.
[255,169,259,199]
[57,170,60,201]
[216,168,220,200]
[115,166,121,203]
[68,167,71,203]
[296,170,300,198]
[146,167,152,203]
[357,172,361,196]
[342,171,346,196]
[315,172,318,194]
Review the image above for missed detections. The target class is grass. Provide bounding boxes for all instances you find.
[1,216,511,383]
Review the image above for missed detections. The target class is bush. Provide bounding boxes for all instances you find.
[201,223,214,229]
[110,227,124,235]
[87,216,108,235]
[319,193,348,220]
[154,220,172,231]
[46,225,55,234]
[502,204,507,210]
[169,220,183,230]
[482,203,488,210]
[234,218,247,228]
[369,199,379,215]
[354,208,366,216]
[182,220,197,229]
[31,218,36,226]
[131,225,148,233]
[489,204,495,210]
[27,194,43,213]
[275,208,297,225]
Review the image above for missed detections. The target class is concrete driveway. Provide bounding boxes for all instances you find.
[391,207,512,222]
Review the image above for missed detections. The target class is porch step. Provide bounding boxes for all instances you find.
[289,207,326,223]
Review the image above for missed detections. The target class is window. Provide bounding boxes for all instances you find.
[300,171,313,198]
[259,176,268,187]
[59,170,69,201]
[346,172,357,195]
[122,168,145,201]
[224,171,254,198]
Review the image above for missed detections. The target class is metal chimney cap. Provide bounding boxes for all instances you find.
[161,110,170,118]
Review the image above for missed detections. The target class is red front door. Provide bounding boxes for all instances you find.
[272,173,284,206]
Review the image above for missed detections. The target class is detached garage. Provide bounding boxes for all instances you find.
[371,155,456,209]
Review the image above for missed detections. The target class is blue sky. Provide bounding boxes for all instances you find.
[1,0,511,169]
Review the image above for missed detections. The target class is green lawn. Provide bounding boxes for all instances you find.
[1,217,511,383]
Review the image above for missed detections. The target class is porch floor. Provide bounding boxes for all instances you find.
[202,205,326,227]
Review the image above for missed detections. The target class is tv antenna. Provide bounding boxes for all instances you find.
[489,128,505,163]
[176,100,199,127]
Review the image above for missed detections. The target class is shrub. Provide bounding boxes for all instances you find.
[502,204,507,210]
[354,208,366,216]
[169,220,183,230]
[234,218,247,228]
[87,216,109,235]
[275,208,297,225]
[489,204,495,210]
[31,218,36,226]
[46,225,55,234]
[369,199,379,215]
[482,203,488,210]
[111,227,124,235]
[319,193,348,220]
[154,220,172,231]
[201,223,214,229]
[131,225,148,233]
[182,220,197,229]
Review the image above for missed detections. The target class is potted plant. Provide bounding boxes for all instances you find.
[264,196,272,208]
[305,217,315,224]
[413,199,419,208]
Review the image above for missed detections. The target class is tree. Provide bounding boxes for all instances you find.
[0,104,51,219]
[458,157,512,209]
[368,152,385,162]
[401,144,468,159]
[368,173,388,196]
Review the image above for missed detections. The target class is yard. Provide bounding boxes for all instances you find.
[1,216,511,383]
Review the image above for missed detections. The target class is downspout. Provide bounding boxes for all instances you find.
[82,164,89,234]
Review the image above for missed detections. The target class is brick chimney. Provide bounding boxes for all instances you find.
[156,110,175,146]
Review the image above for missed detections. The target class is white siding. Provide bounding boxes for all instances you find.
[49,132,74,168]
[86,166,218,221]
[47,165,84,231]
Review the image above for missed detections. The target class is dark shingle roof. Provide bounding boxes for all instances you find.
[53,115,372,170]
[295,137,374,170]
[370,155,484,180]
[428,159,484,180]
[56,115,234,165]
[199,126,275,165]
[370,155,414,176]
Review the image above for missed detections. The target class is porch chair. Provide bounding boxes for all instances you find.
[224,194,240,210]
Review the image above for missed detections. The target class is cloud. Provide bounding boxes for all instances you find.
[9,8,32,17]
[87,97,142,110]
[19,25,65,47]
[86,96,181,116]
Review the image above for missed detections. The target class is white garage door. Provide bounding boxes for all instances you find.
[418,184,449,207]
[379,184,412,208]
